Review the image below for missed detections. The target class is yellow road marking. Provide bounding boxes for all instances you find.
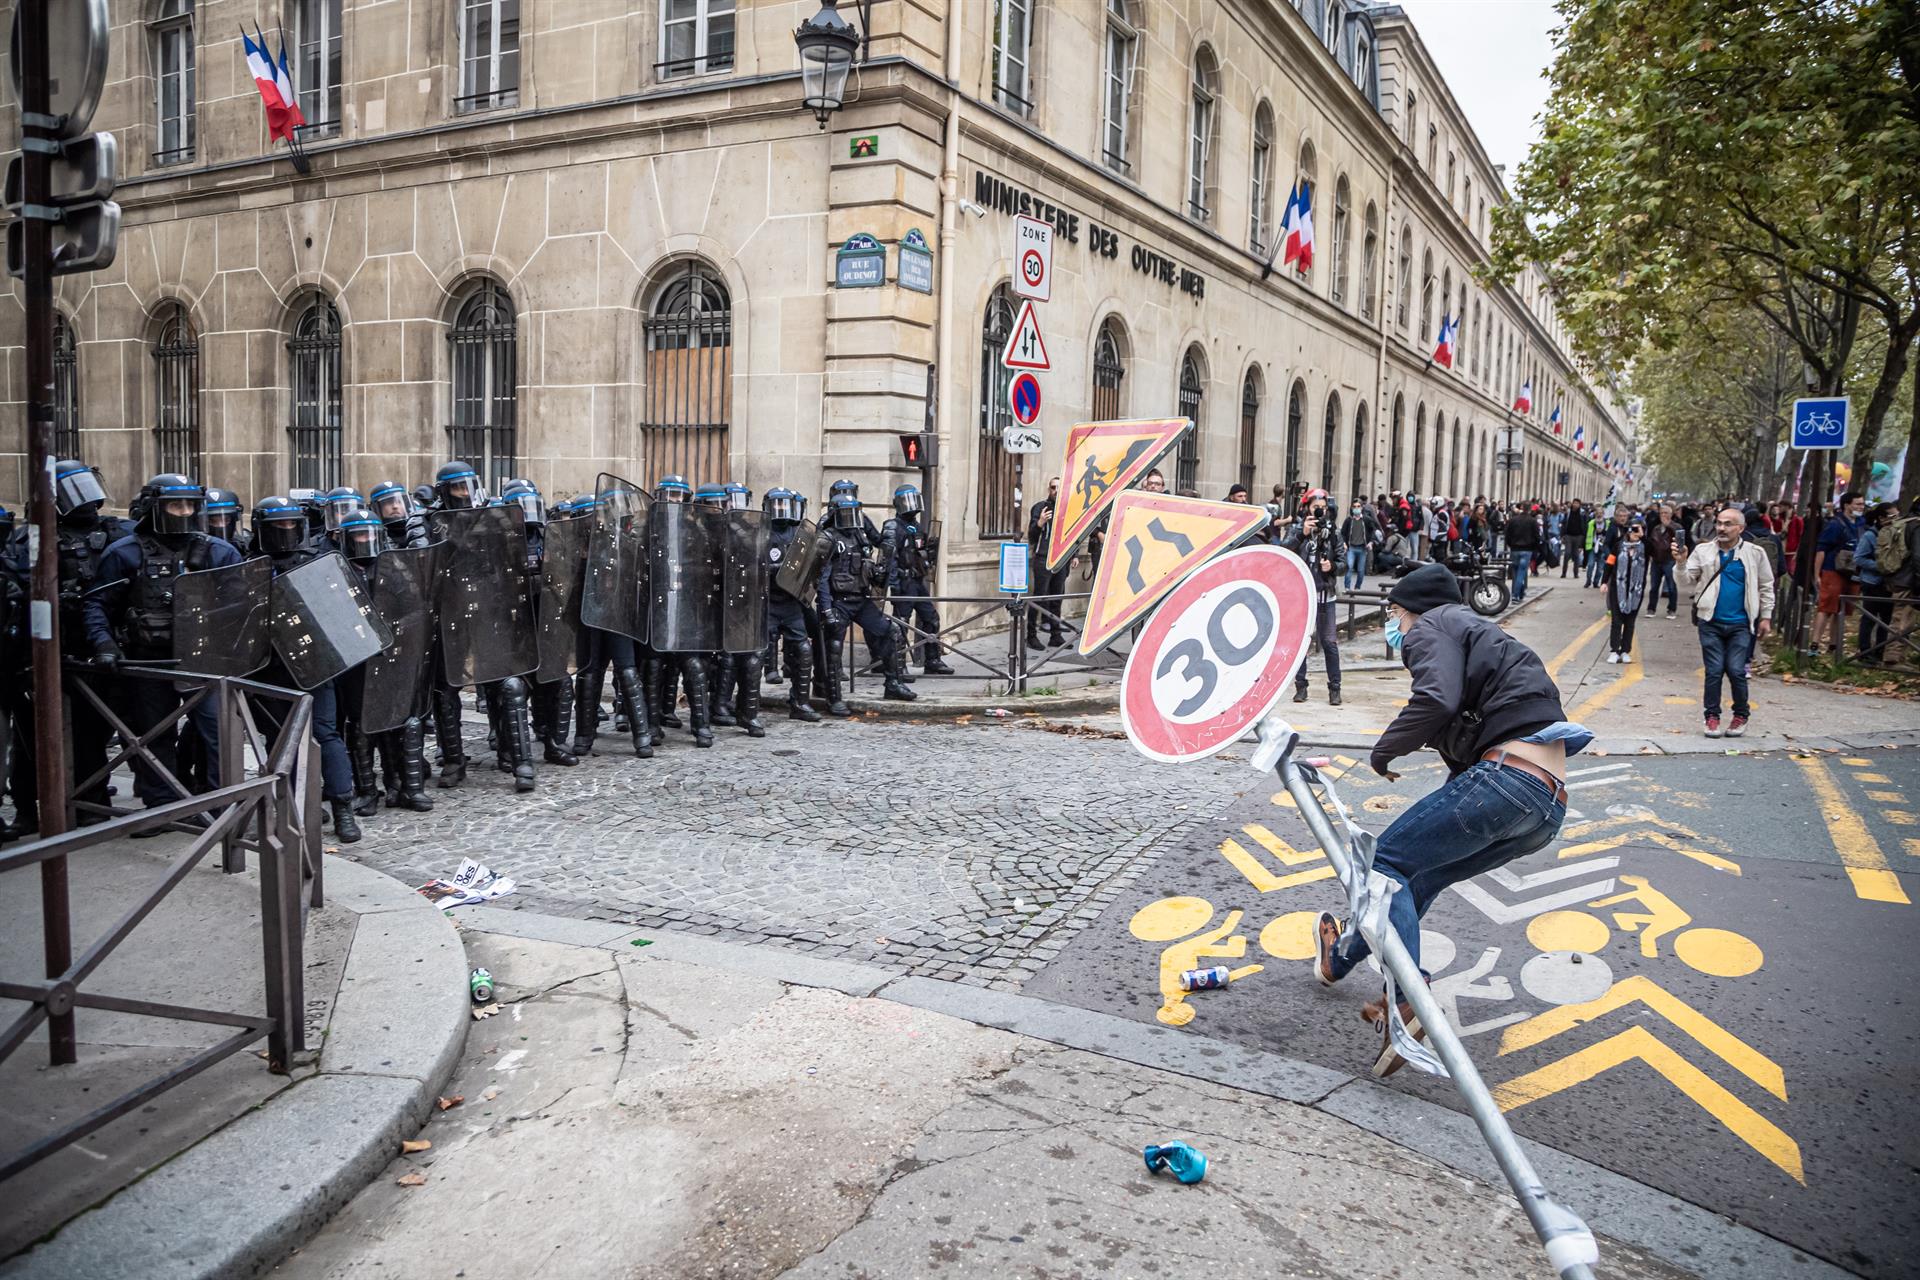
[1241,824,1325,866]
[1866,791,1904,803]
[1546,614,1610,681]
[1217,838,1335,893]
[1852,772,1892,784]
[1568,656,1644,721]
[1888,811,1916,826]
[1906,839,1920,860]
[1841,757,1874,766]
[1556,828,1741,875]
[1662,695,1694,705]
[1795,756,1911,905]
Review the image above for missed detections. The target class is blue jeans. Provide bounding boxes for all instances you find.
[1510,551,1532,601]
[1345,546,1368,591]
[1646,562,1678,614]
[1585,549,1606,586]
[1328,760,1566,981]
[1698,621,1754,718]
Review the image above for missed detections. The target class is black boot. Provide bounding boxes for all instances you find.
[883,637,919,702]
[736,653,766,737]
[650,657,683,729]
[378,726,404,806]
[485,685,513,774]
[432,687,466,788]
[764,639,783,685]
[395,717,434,811]
[824,638,852,717]
[923,641,954,676]
[571,669,603,756]
[612,679,630,733]
[329,795,362,844]
[535,680,577,766]
[612,665,655,758]
[500,677,537,792]
[681,659,715,748]
[710,659,738,728]
[347,726,381,816]
[785,637,821,722]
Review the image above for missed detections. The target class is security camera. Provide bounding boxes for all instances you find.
[958,199,988,219]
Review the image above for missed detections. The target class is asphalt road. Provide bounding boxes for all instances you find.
[1023,746,1920,1280]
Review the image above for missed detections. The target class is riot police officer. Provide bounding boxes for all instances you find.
[368,480,431,549]
[704,483,767,737]
[569,486,655,760]
[883,484,951,676]
[203,487,249,553]
[426,461,483,786]
[646,475,715,747]
[763,488,821,722]
[503,478,578,767]
[83,475,242,821]
[335,505,436,814]
[818,492,916,709]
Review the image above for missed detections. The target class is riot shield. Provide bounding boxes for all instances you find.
[267,552,397,691]
[358,543,444,734]
[536,514,590,684]
[722,510,771,654]
[431,505,539,686]
[170,557,272,678]
[646,501,723,652]
[773,519,828,599]
[579,473,651,644]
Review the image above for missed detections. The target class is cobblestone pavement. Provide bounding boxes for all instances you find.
[341,707,1251,987]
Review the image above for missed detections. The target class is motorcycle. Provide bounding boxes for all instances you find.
[1393,541,1511,616]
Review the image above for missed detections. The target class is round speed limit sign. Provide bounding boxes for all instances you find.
[1121,546,1316,763]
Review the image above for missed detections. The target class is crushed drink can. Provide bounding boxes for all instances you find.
[470,967,494,1003]
[1179,965,1231,992]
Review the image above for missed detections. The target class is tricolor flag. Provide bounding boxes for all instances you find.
[242,27,305,142]
[1432,314,1458,368]
[1513,379,1532,415]
[1548,405,1563,434]
[1281,180,1315,271]
[1603,449,1612,465]
[1572,423,1586,452]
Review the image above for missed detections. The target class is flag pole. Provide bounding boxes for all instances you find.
[275,24,313,174]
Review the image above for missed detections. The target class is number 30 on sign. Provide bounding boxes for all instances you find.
[1121,546,1316,763]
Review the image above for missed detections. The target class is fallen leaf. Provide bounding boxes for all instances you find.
[402,1139,432,1153]
[396,1172,427,1187]
[436,1096,464,1111]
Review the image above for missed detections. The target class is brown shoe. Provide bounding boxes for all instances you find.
[1369,1000,1426,1078]
[1315,912,1342,987]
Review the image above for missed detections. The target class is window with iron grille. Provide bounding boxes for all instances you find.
[1284,379,1304,492]
[53,312,81,458]
[975,286,1020,537]
[152,0,195,165]
[1321,391,1340,492]
[448,280,517,493]
[152,304,201,476]
[1091,318,1126,421]
[294,0,342,136]
[992,0,1033,117]
[659,0,734,79]
[458,0,519,112]
[1350,403,1368,501]
[1101,0,1137,174]
[641,261,732,487]
[288,296,343,490]
[1237,371,1259,495]
[1175,349,1204,493]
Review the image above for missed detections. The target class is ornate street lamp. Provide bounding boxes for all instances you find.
[793,0,865,128]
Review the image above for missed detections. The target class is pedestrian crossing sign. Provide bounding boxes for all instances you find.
[1046,417,1193,573]
[1079,493,1271,656]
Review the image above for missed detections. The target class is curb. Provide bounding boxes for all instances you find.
[2,860,468,1280]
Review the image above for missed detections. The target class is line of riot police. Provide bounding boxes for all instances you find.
[1,460,949,848]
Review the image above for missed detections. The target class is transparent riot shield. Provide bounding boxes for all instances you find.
[536,514,590,684]
[267,552,397,691]
[773,519,828,600]
[357,543,444,734]
[170,557,272,678]
[430,506,539,686]
[579,473,651,644]
[722,509,770,654]
[646,501,723,652]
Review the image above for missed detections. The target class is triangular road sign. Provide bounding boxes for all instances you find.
[1078,492,1270,656]
[1045,417,1192,572]
[1000,298,1051,371]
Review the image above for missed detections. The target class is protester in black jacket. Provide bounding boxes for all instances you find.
[1505,505,1541,603]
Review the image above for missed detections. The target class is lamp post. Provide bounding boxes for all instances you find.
[793,0,866,128]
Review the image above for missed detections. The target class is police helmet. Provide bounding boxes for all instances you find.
[500,478,546,528]
[139,473,206,537]
[335,506,384,563]
[723,482,752,511]
[656,475,691,504]
[0,503,13,540]
[892,484,923,518]
[412,484,436,511]
[253,496,308,557]
[288,487,328,532]
[53,460,108,517]
[828,493,863,531]
[763,487,805,525]
[204,487,243,542]
[694,483,728,509]
[322,485,366,532]
[829,478,859,502]
[368,480,413,526]
[435,461,483,511]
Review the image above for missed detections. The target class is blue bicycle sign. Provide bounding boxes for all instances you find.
[1791,397,1850,450]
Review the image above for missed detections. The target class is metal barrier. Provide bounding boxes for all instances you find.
[0,667,322,1182]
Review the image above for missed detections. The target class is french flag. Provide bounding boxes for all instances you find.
[1573,423,1586,452]
[1432,313,1458,368]
[242,27,305,141]
[1548,405,1563,434]
[1281,181,1315,271]
[1513,379,1532,415]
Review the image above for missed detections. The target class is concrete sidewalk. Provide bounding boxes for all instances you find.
[271,908,1836,1280]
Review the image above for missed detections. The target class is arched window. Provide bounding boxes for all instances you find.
[1350,402,1369,501]
[1091,317,1127,420]
[1420,250,1434,339]
[288,295,343,489]
[152,303,200,475]
[1440,266,1453,335]
[1330,175,1352,306]
[1359,202,1379,321]
[1176,347,1205,493]
[1471,298,1483,380]
[1463,175,1473,224]
[1295,141,1318,282]
[1389,393,1404,490]
[1448,419,1462,494]
[449,279,518,492]
[1187,47,1220,223]
[1101,0,1138,174]
[1238,369,1261,495]
[976,285,1019,536]
[53,312,81,457]
[1250,102,1275,253]
[642,261,730,487]
[1320,391,1341,492]
[1396,226,1412,328]
[151,0,196,164]
[1284,379,1305,492]
[1413,403,1428,493]
[293,0,342,134]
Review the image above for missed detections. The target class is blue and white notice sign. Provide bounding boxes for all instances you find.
[1790,397,1850,451]
[998,541,1031,593]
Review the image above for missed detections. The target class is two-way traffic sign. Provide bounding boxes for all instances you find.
[1001,298,1050,371]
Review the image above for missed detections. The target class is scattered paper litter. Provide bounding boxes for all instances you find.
[437,1095,464,1111]
[471,1002,500,1020]
[419,857,517,906]
[396,1172,427,1187]
[401,1139,432,1153]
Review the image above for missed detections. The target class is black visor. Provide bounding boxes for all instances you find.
[765,494,805,523]
[55,467,107,516]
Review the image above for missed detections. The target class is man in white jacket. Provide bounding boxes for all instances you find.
[1683,508,1776,738]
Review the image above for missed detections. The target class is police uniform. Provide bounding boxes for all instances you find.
[817,496,916,708]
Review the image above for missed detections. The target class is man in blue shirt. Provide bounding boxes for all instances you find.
[1684,508,1776,738]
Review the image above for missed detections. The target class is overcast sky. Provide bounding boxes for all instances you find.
[1394,0,1562,181]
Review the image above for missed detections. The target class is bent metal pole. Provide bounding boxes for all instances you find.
[1251,716,1600,1280]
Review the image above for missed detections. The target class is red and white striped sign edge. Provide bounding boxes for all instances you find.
[1120,545,1317,764]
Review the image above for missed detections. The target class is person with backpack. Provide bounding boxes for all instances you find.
[1606,517,1649,661]
[1855,503,1904,664]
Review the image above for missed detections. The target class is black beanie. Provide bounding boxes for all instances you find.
[1388,562,1463,613]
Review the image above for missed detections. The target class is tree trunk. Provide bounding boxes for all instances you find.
[1902,357,1920,510]
[1849,320,1918,483]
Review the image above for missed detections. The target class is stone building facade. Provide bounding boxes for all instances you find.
[2,0,1633,594]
